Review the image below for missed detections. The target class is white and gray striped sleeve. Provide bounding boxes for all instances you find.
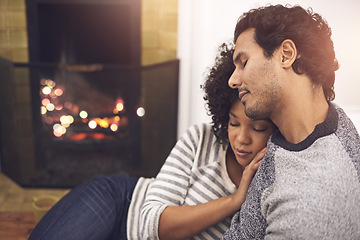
[139,124,203,239]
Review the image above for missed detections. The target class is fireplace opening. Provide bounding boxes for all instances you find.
[37,3,132,65]
[31,63,143,187]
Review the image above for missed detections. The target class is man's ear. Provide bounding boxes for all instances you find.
[280,39,297,69]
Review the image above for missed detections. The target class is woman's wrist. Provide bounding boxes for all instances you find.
[226,193,245,213]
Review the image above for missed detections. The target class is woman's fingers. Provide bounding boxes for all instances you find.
[234,147,268,207]
[247,147,267,171]
[253,147,267,162]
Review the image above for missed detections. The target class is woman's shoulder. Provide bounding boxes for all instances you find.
[176,123,220,157]
[184,122,214,139]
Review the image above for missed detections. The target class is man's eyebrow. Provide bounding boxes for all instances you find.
[229,111,239,119]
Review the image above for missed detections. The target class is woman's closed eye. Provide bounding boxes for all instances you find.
[229,122,240,127]
[253,127,266,132]
[252,123,272,132]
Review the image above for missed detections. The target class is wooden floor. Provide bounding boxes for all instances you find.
[0,212,36,240]
[0,172,69,239]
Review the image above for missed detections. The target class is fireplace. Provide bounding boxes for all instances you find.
[0,0,179,187]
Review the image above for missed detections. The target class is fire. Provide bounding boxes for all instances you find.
[40,78,132,139]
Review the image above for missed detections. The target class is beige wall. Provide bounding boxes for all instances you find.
[0,0,28,63]
[0,0,178,66]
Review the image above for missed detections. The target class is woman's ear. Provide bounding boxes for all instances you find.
[280,39,297,69]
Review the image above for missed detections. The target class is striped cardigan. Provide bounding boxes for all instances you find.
[127,123,237,239]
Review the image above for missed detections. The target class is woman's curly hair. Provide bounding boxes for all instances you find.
[202,42,238,143]
[234,4,339,101]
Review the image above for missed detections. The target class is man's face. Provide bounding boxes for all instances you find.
[228,28,283,120]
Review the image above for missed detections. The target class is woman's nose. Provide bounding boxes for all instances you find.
[236,129,251,145]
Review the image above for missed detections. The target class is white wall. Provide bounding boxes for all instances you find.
[177,0,360,136]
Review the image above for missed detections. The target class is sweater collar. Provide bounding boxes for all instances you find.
[271,103,338,151]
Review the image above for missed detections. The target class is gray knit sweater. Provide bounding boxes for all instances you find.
[222,103,360,239]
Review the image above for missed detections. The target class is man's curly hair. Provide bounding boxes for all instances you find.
[234,4,339,101]
[203,42,238,143]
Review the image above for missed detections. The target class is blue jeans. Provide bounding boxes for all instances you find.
[29,175,139,240]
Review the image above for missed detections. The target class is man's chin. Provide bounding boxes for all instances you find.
[244,105,268,121]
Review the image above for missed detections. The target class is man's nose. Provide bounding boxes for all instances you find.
[228,69,241,89]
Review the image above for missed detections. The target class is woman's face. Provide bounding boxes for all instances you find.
[228,100,276,168]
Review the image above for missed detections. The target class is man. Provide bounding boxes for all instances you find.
[223,4,360,239]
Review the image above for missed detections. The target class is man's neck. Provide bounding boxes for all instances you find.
[272,86,329,144]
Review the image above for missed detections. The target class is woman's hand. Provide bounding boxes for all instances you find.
[158,147,267,240]
[232,147,267,209]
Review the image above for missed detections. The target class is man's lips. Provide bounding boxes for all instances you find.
[238,90,249,101]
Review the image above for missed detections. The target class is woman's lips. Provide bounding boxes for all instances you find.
[235,148,251,157]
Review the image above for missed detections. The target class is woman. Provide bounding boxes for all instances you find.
[29,43,276,240]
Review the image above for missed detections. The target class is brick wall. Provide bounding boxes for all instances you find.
[0,0,28,63]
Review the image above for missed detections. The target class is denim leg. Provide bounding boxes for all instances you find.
[28,175,139,240]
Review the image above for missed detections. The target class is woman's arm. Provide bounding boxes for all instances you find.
[139,124,205,239]
[158,147,266,240]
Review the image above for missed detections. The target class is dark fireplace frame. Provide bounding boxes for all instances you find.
[0,0,179,188]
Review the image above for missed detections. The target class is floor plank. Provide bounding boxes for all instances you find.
[0,212,35,240]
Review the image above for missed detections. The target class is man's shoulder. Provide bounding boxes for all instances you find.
[332,103,360,150]
[333,103,360,138]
